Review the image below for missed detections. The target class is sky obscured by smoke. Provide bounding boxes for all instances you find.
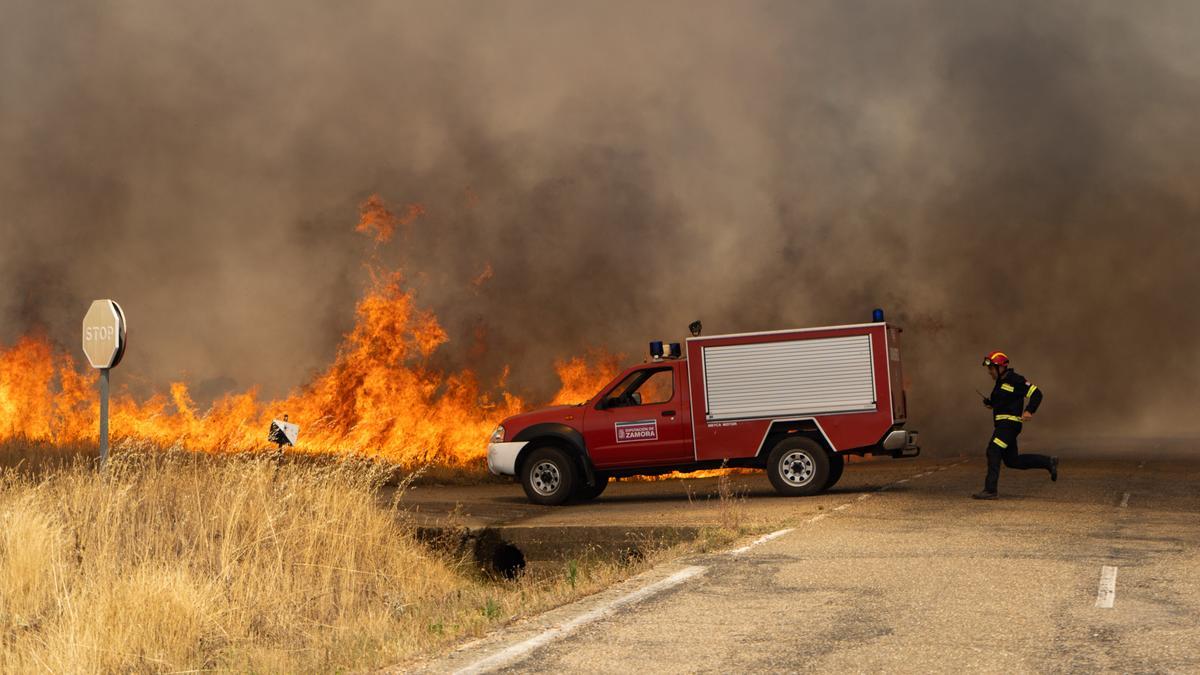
[3,1,1199,451]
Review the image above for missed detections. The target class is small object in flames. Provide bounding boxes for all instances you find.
[268,414,300,449]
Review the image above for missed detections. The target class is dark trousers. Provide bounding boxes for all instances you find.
[984,421,1053,493]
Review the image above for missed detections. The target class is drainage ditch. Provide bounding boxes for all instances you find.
[415,525,702,578]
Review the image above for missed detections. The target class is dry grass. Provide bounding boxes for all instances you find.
[0,440,95,475]
[0,445,660,672]
[0,438,501,486]
[714,468,748,533]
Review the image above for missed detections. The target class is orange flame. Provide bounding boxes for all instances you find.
[355,194,425,244]
[550,350,623,406]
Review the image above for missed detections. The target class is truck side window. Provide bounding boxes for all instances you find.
[632,369,673,405]
[603,368,674,408]
[603,372,643,408]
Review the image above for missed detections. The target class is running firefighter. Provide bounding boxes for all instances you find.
[973,351,1058,500]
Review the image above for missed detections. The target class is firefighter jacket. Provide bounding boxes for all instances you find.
[984,369,1042,425]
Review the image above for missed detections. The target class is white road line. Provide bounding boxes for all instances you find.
[1120,492,1130,508]
[895,478,910,484]
[857,493,872,501]
[453,565,707,675]
[806,512,829,523]
[729,528,795,555]
[1095,566,1118,608]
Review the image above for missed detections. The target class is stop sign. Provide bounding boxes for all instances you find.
[82,300,127,369]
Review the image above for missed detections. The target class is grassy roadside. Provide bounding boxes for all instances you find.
[0,444,757,672]
[0,439,502,486]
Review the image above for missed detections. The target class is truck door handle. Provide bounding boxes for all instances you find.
[662,410,676,417]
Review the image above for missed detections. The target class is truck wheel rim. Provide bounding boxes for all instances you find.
[530,461,561,496]
[779,450,815,487]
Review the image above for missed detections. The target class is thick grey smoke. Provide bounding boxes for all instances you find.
[2,1,1199,452]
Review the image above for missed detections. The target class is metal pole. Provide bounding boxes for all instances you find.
[99,368,110,470]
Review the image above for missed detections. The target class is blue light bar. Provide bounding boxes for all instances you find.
[649,341,664,358]
[872,308,885,322]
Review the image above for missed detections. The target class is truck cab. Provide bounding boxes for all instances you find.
[488,320,918,505]
[584,360,693,468]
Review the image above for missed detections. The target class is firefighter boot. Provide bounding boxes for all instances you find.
[972,490,998,500]
[1050,456,1059,482]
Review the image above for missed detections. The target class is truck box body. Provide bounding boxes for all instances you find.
[687,323,902,461]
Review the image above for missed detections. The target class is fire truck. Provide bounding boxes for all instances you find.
[487,318,918,505]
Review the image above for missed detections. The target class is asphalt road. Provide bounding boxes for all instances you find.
[399,457,963,530]
[415,454,1200,673]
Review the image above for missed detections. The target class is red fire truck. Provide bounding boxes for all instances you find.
[487,319,918,505]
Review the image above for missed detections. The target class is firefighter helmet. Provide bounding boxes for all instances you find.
[982,351,1009,368]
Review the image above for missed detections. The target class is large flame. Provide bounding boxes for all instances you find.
[549,350,623,406]
[0,196,617,468]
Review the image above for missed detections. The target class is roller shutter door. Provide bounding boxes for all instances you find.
[703,334,876,421]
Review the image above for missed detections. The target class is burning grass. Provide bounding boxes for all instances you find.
[0,446,663,672]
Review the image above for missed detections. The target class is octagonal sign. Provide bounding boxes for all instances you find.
[82,299,127,369]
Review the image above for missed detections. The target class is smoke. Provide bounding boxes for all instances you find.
[2,0,1199,452]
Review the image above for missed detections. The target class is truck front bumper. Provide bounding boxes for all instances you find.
[487,441,527,476]
[881,429,920,458]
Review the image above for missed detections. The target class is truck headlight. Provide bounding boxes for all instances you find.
[489,426,505,444]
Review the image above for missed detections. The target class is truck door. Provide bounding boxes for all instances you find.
[583,363,692,468]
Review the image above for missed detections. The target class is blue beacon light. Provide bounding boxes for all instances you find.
[649,341,665,359]
[872,308,885,322]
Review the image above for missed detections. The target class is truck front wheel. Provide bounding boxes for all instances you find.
[520,446,579,506]
[766,437,830,496]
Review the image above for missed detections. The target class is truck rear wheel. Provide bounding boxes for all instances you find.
[824,452,846,490]
[573,472,610,502]
[766,437,830,496]
[520,446,578,506]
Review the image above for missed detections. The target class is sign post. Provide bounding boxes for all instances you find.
[82,300,127,469]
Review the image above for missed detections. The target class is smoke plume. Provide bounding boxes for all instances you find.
[3,0,1199,453]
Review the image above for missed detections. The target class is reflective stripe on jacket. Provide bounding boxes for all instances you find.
[987,368,1042,424]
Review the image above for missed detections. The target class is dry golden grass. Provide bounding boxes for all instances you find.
[0,440,95,475]
[0,444,664,672]
[0,439,502,487]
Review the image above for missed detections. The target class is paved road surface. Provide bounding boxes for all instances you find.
[416,455,1200,673]
[400,457,960,529]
